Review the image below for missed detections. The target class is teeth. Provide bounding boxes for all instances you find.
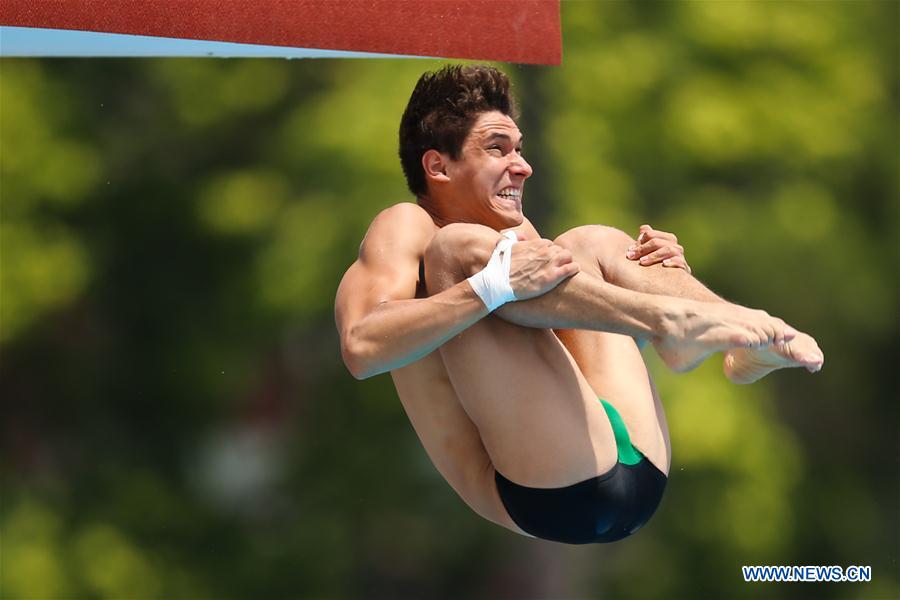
[498,189,520,198]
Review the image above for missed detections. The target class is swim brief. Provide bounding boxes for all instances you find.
[494,399,667,544]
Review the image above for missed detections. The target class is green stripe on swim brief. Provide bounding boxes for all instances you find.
[600,399,643,466]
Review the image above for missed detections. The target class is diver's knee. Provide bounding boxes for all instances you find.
[425,223,499,277]
[554,225,632,255]
[554,225,632,280]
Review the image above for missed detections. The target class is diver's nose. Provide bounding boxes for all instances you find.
[509,153,533,179]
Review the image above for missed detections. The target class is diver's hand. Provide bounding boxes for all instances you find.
[626,224,691,273]
[509,237,580,301]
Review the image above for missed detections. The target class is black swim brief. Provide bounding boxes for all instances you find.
[494,399,667,544]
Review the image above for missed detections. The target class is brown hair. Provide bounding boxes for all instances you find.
[398,64,519,197]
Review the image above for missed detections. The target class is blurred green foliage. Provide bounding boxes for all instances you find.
[1,1,897,598]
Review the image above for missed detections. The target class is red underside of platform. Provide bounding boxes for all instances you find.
[1,0,561,64]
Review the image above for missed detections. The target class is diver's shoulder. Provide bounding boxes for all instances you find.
[369,202,436,234]
[375,201,433,223]
[363,202,436,247]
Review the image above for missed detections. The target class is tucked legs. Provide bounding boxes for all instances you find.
[424,223,621,488]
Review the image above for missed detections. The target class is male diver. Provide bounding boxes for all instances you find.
[334,65,823,544]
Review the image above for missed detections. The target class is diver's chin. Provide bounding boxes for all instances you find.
[493,209,523,230]
[482,199,523,230]
[506,210,524,226]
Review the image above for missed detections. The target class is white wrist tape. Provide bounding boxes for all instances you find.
[467,230,518,312]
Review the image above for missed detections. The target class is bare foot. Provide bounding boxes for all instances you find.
[723,331,824,384]
[653,301,797,373]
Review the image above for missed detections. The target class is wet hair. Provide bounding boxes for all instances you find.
[398,64,519,197]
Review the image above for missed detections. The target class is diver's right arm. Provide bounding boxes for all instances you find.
[335,204,491,379]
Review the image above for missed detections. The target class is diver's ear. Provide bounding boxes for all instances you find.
[422,149,451,184]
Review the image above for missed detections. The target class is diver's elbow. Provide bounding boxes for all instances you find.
[341,335,377,380]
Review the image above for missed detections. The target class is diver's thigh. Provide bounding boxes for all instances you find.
[437,313,618,489]
[392,360,527,534]
[554,328,670,475]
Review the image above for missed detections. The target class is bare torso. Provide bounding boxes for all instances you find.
[375,209,526,527]
[387,213,500,497]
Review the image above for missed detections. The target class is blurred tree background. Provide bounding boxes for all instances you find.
[1,1,897,598]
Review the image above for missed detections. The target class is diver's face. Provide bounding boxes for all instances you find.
[445,111,532,229]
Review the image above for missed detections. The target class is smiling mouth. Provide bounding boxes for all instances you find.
[496,188,521,201]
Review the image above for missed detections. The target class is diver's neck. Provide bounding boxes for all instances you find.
[418,195,458,228]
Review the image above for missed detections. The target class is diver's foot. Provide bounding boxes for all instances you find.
[653,301,797,373]
[723,331,824,384]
